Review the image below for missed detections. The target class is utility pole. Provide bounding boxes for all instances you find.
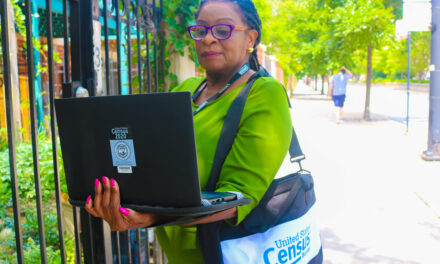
[422,0,440,161]
[406,32,411,133]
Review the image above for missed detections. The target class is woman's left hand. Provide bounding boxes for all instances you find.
[85,176,158,231]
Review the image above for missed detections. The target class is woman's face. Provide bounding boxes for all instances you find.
[195,1,257,75]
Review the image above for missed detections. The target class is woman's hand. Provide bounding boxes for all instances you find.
[85,176,158,231]
[85,176,237,229]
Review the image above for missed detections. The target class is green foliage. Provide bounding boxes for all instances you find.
[0,135,73,263]
[253,0,275,46]
[409,31,431,79]
[162,0,199,90]
[254,0,396,78]
[384,0,403,20]
[256,0,428,83]
[330,0,394,54]
[163,0,198,57]
[0,234,76,264]
[130,0,198,92]
[374,31,430,80]
[0,128,8,152]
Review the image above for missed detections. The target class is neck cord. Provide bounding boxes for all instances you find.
[192,63,250,116]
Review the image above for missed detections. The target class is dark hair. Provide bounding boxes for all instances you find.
[340,68,346,74]
[196,0,262,71]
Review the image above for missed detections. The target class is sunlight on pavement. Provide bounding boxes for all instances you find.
[287,82,440,264]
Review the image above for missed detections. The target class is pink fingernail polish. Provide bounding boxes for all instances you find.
[110,178,115,187]
[95,179,99,189]
[102,177,107,185]
[119,207,130,216]
[86,195,91,204]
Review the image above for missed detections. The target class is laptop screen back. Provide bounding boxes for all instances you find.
[55,92,202,207]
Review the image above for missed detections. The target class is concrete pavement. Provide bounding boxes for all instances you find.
[284,81,440,264]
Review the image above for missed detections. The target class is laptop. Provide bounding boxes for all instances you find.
[54,92,237,208]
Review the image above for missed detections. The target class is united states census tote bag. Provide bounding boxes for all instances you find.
[197,71,323,264]
[219,171,322,264]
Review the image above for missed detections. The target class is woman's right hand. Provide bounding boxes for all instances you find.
[85,176,158,231]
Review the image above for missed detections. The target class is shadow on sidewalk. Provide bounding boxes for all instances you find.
[339,113,427,125]
[321,228,421,264]
[419,221,440,241]
[295,107,426,125]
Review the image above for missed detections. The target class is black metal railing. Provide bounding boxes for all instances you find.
[0,0,166,263]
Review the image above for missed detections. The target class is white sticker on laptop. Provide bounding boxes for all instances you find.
[117,166,133,174]
[110,127,136,173]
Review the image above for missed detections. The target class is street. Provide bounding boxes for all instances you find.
[285,82,440,264]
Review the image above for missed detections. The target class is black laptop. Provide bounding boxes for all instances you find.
[55,92,239,209]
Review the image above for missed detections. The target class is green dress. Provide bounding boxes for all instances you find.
[155,76,293,263]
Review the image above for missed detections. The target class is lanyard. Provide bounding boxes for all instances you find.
[192,63,250,116]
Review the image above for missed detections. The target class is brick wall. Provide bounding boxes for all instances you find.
[257,45,284,85]
[275,61,285,85]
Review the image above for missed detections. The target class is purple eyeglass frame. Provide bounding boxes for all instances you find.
[187,24,248,41]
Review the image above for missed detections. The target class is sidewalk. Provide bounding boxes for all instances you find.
[284,82,440,264]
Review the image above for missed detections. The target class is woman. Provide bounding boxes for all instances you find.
[85,0,292,263]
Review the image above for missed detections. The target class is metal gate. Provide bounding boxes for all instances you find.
[1,0,166,263]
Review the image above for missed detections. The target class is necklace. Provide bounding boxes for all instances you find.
[192,63,250,116]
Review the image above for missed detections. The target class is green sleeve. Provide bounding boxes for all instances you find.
[215,77,293,225]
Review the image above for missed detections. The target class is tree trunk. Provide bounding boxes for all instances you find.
[321,75,325,95]
[314,76,317,91]
[327,71,331,90]
[364,45,373,120]
[289,74,295,98]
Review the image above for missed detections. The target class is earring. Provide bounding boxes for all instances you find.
[248,47,254,53]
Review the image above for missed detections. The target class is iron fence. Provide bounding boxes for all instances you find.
[0,0,166,263]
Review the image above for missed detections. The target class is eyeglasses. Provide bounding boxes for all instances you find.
[187,24,248,41]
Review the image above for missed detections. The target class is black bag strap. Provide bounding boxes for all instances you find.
[198,70,309,264]
[289,125,305,163]
[204,71,260,191]
[205,69,305,191]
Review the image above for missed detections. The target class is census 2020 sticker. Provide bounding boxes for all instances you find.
[109,127,136,173]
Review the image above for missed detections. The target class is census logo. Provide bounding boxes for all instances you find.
[262,226,311,264]
[109,139,137,168]
[115,142,130,160]
[220,206,321,264]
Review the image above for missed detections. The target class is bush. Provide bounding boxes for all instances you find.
[0,135,74,263]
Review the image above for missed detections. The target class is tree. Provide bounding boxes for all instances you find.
[330,0,394,119]
[258,0,395,119]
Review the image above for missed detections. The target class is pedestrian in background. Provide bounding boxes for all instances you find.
[328,67,352,124]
